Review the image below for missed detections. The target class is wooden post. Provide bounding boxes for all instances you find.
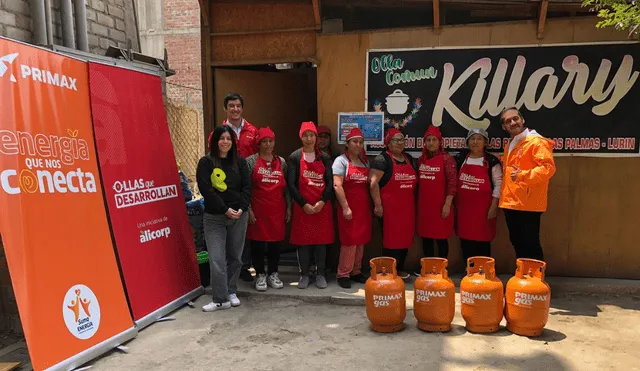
[312,0,321,30]
[537,0,549,40]
[433,0,441,33]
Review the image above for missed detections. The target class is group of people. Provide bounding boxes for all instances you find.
[196,92,556,312]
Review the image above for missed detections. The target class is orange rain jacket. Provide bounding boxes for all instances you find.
[499,129,556,212]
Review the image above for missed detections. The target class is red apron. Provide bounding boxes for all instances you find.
[246,156,286,242]
[455,155,496,242]
[381,151,417,249]
[290,153,335,245]
[417,153,454,239]
[337,158,372,246]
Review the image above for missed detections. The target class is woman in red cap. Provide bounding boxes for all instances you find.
[370,128,417,280]
[332,127,371,288]
[287,121,335,289]
[416,125,457,269]
[317,125,339,160]
[246,127,292,292]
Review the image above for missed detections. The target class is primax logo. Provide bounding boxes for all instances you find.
[0,53,19,82]
[0,52,78,91]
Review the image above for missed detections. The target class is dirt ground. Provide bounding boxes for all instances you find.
[89,293,640,371]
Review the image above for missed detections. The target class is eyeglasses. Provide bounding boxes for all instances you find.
[389,138,405,144]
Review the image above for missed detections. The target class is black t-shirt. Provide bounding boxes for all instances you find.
[370,151,416,189]
[196,155,252,215]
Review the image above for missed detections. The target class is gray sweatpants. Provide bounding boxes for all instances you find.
[204,212,249,303]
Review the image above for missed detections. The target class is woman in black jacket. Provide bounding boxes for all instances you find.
[196,125,251,312]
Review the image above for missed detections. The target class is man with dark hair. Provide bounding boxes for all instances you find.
[499,107,556,261]
[208,92,258,282]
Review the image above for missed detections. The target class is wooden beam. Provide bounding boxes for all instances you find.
[211,26,318,37]
[537,0,549,40]
[197,0,209,26]
[212,56,319,67]
[311,0,321,29]
[433,0,440,32]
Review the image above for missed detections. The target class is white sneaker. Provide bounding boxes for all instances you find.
[255,274,267,291]
[268,272,284,289]
[202,301,231,312]
[228,293,241,307]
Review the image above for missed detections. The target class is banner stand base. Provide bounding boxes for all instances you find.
[134,286,204,331]
[45,326,138,371]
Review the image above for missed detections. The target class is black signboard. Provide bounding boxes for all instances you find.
[365,42,640,157]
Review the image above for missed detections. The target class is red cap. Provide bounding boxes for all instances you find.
[299,121,318,139]
[254,126,275,152]
[422,124,444,155]
[346,127,364,142]
[384,128,403,147]
[318,125,332,135]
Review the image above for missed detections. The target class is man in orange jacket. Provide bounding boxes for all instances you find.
[499,107,556,261]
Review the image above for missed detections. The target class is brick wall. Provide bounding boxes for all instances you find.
[163,0,202,112]
[0,0,140,55]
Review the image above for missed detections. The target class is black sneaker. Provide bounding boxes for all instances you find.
[337,277,351,289]
[240,269,254,282]
[350,274,368,284]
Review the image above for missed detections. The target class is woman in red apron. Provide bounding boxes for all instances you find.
[287,121,335,289]
[416,125,457,269]
[454,128,502,263]
[332,128,372,288]
[370,128,417,280]
[246,127,291,292]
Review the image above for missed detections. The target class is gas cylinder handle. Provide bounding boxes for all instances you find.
[369,257,398,280]
[467,256,496,278]
[420,257,449,279]
[516,258,546,280]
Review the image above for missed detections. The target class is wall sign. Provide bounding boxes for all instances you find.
[365,42,640,157]
[337,112,384,145]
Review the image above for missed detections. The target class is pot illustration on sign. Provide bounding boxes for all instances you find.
[385,89,410,115]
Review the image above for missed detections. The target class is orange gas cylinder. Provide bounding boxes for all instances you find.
[505,259,551,337]
[460,257,504,333]
[413,257,455,332]
[365,257,406,333]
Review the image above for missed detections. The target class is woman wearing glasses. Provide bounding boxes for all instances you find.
[369,128,417,280]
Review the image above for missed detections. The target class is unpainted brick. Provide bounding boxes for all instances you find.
[86,9,97,21]
[90,22,109,37]
[0,10,16,27]
[92,0,106,13]
[5,26,31,42]
[97,12,114,27]
[108,28,126,42]
[99,37,113,49]
[115,18,125,31]
[15,14,32,30]
[4,0,30,16]
[107,4,124,19]
[88,34,99,47]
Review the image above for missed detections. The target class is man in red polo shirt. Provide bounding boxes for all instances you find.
[207,93,258,282]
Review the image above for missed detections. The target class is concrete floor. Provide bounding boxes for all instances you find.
[88,276,640,371]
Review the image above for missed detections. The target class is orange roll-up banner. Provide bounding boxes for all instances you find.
[0,38,136,370]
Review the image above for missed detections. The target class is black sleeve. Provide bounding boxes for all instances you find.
[196,156,228,214]
[370,154,388,172]
[238,158,252,210]
[321,153,334,203]
[287,151,307,207]
[371,153,393,189]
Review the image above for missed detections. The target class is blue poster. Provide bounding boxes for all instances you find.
[337,112,384,145]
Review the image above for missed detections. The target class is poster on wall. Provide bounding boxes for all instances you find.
[0,38,136,370]
[337,112,384,144]
[88,62,202,329]
[365,41,640,157]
